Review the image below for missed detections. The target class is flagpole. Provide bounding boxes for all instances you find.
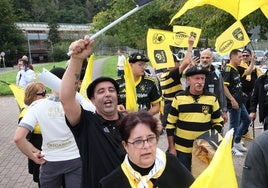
[67,4,148,56]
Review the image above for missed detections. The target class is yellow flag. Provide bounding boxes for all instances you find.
[215,21,250,56]
[173,25,201,47]
[9,83,25,111]
[147,29,176,69]
[190,129,238,188]
[79,55,94,99]
[261,4,268,19]
[124,58,138,112]
[170,0,267,23]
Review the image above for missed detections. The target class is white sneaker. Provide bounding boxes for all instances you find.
[232,147,243,156]
[234,142,248,152]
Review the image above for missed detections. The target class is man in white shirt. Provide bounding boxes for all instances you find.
[117,49,126,76]
[16,58,35,88]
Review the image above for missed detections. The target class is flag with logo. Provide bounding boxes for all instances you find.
[173,25,201,47]
[124,58,138,112]
[215,21,250,56]
[190,129,238,188]
[147,29,177,69]
[80,55,94,99]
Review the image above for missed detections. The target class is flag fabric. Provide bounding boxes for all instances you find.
[0,80,25,111]
[170,0,267,23]
[173,25,201,47]
[147,29,178,69]
[215,21,250,56]
[190,129,238,188]
[147,27,201,69]
[79,55,94,99]
[261,4,268,19]
[124,58,138,112]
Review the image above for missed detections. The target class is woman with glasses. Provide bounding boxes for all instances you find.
[18,82,47,187]
[100,111,194,188]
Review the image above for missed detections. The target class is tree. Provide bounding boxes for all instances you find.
[0,0,26,66]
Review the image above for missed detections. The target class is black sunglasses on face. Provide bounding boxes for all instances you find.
[242,55,250,57]
[36,90,47,97]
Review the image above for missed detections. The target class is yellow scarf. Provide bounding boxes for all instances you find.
[121,148,166,188]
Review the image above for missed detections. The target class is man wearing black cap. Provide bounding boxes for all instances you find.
[14,67,82,188]
[60,36,125,188]
[166,65,223,171]
[116,52,162,115]
[237,48,262,140]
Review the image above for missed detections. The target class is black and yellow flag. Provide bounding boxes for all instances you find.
[173,25,201,47]
[215,21,250,56]
[147,29,177,69]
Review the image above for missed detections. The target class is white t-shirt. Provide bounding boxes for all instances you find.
[19,96,80,161]
[117,54,126,70]
[16,69,35,88]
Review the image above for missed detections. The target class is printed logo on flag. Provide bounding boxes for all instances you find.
[173,31,188,46]
[152,33,165,44]
[154,50,167,64]
[232,28,244,41]
[219,40,234,54]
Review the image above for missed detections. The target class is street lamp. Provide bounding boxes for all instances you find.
[22,29,32,64]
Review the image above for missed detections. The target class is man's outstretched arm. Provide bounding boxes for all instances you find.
[60,35,94,126]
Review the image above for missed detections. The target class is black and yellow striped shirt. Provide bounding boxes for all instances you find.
[166,89,223,154]
[160,67,183,101]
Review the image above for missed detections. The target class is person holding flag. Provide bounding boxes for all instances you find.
[116,52,162,115]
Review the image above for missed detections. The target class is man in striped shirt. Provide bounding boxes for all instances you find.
[166,65,223,171]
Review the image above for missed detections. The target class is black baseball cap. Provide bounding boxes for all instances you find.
[87,77,119,99]
[185,65,209,77]
[128,52,149,63]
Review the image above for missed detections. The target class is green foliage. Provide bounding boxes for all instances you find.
[53,43,69,62]
[0,0,26,66]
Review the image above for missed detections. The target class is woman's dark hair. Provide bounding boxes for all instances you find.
[117,111,160,142]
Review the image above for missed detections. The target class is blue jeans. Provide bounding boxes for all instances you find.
[228,104,251,144]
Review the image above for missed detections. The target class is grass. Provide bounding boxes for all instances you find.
[0,55,118,96]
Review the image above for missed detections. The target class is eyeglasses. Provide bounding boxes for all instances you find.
[36,90,47,97]
[127,135,157,149]
[242,55,250,57]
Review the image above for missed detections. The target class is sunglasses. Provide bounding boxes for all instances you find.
[36,90,47,97]
[242,55,250,57]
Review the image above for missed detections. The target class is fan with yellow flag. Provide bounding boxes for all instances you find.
[215,21,250,56]
[190,128,238,188]
[123,58,138,112]
[79,55,94,99]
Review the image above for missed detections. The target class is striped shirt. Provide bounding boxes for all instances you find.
[166,89,223,154]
